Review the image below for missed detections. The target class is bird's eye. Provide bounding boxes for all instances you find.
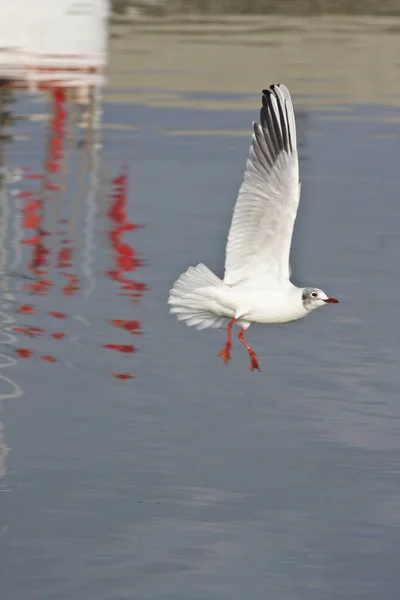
[311,292,318,298]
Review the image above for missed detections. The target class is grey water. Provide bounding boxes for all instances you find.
[1,14,400,600]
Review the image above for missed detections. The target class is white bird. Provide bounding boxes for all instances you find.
[168,83,338,371]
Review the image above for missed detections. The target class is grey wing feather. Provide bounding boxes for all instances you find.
[224,83,301,287]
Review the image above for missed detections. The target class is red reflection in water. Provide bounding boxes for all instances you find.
[62,274,80,296]
[13,102,145,380]
[30,327,45,335]
[12,326,44,338]
[50,88,81,297]
[13,327,34,336]
[102,344,135,353]
[57,247,72,267]
[47,87,66,175]
[48,311,67,319]
[110,319,141,334]
[112,373,135,380]
[52,332,66,340]
[16,348,33,358]
[20,86,72,298]
[20,179,50,297]
[105,168,147,379]
[14,88,70,364]
[16,304,36,315]
[107,168,146,300]
[41,355,57,363]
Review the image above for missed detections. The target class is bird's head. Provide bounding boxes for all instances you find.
[301,287,339,311]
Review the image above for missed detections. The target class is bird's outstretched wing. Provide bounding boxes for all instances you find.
[223,84,301,288]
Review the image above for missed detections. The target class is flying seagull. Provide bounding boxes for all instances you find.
[168,84,338,371]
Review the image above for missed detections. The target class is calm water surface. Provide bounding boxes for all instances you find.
[1,16,400,600]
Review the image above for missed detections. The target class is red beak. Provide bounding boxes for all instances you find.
[324,298,339,303]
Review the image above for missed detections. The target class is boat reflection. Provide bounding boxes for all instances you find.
[2,107,145,376]
[0,0,146,485]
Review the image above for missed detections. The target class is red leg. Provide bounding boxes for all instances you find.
[238,328,260,372]
[218,318,236,365]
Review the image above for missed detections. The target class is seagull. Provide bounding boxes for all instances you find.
[168,83,338,371]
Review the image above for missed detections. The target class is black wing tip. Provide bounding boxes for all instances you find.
[261,84,281,109]
[261,83,282,97]
[259,83,291,155]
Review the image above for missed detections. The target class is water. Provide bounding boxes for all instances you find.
[1,14,400,600]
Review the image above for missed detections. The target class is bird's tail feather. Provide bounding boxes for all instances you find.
[168,263,227,330]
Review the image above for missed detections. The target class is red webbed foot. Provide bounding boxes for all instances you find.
[249,352,260,372]
[218,343,232,364]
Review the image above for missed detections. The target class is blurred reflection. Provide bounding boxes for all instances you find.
[107,168,146,299]
[1,99,146,375]
[0,0,147,484]
[0,93,145,480]
[106,167,146,379]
